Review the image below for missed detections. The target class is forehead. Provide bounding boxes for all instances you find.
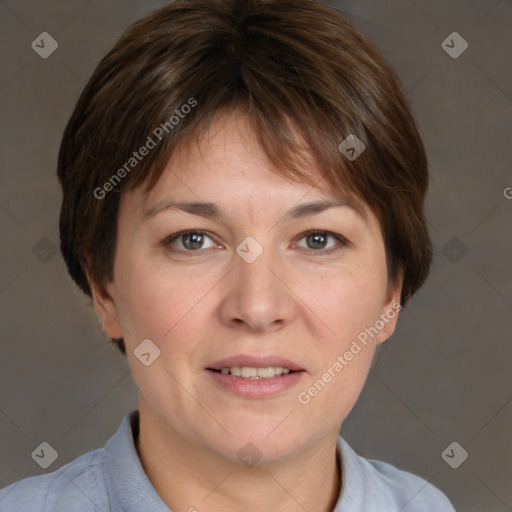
[121,111,372,226]
[157,112,318,185]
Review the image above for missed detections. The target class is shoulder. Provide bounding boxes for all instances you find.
[337,436,457,511]
[364,457,456,511]
[0,448,109,512]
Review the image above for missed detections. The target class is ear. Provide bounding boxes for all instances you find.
[84,256,124,340]
[375,271,403,344]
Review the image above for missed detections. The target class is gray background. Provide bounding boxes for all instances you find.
[1,1,511,511]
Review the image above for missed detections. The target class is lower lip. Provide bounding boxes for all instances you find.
[206,369,305,398]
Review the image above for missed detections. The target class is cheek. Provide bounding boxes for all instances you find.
[302,267,387,347]
[296,282,379,424]
[294,266,386,410]
[113,258,219,349]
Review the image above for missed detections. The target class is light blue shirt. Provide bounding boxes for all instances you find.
[0,410,456,511]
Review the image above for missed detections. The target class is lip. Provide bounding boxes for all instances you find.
[206,368,306,399]
[206,354,304,371]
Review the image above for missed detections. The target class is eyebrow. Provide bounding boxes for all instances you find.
[142,197,367,223]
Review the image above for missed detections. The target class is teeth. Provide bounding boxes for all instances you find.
[218,366,293,379]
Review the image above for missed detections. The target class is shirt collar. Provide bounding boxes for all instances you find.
[105,410,357,512]
[105,410,171,511]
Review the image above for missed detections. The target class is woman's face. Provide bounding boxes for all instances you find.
[92,112,401,463]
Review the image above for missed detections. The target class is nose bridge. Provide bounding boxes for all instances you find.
[237,236,276,290]
[220,235,295,331]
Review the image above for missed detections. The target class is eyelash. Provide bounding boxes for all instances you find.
[162,229,348,256]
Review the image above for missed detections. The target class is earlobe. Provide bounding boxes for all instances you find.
[84,259,124,340]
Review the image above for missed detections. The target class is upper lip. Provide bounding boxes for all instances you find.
[207,354,304,371]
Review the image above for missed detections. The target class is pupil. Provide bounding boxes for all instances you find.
[184,232,203,250]
[309,232,326,249]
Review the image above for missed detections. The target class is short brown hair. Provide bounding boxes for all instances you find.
[57,0,433,354]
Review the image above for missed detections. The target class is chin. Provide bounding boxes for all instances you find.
[212,423,304,463]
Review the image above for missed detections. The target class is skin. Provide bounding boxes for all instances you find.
[88,111,402,512]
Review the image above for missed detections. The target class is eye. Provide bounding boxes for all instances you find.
[162,229,348,256]
[294,230,348,254]
[163,230,218,253]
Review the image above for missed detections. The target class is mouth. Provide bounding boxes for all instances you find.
[206,354,305,378]
[207,366,303,380]
[205,355,306,397]
[206,364,305,398]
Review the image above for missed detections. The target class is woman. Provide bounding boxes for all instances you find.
[0,0,456,510]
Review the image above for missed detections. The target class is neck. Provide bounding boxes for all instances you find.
[135,405,342,512]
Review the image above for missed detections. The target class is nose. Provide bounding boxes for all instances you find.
[218,241,297,333]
